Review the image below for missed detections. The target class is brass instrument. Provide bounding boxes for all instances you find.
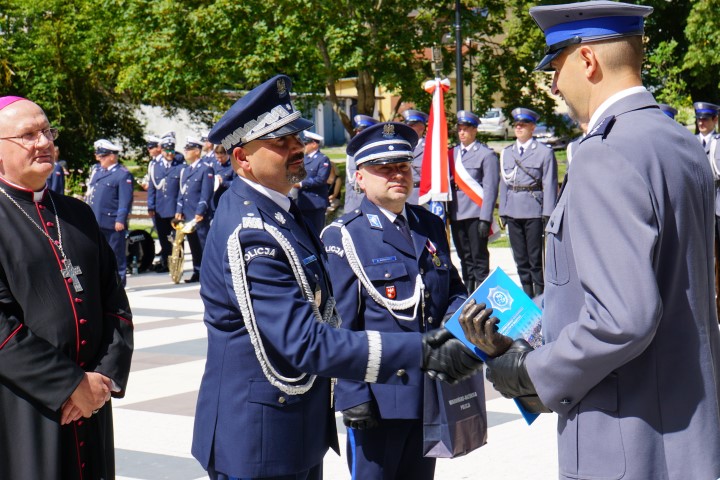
[169,219,198,284]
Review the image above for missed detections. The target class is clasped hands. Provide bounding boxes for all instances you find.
[60,372,113,425]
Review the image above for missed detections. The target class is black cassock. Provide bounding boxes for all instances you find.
[0,179,133,479]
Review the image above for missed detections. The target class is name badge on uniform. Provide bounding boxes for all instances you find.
[367,214,383,230]
[385,285,396,299]
[372,256,396,264]
[303,255,317,265]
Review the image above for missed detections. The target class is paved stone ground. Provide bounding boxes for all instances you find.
[113,243,559,480]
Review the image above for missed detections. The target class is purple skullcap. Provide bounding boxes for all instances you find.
[0,96,27,111]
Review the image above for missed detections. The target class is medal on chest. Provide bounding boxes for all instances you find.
[425,239,442,267]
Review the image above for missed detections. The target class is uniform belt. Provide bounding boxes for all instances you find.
[511,185,542,192]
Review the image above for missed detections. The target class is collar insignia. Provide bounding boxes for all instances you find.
[367,214,383,229]
[274,211,286,224]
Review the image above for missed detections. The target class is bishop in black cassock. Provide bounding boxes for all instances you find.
[0,97,133,479]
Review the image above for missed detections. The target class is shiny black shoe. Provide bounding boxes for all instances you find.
[184,272,200,283]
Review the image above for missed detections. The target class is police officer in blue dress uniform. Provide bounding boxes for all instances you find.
[295,131,331,235]
[175,135,215,283]
[191,74,505,480]
[499,107,558,297]
[86,139,134,285]
[694,103,720,241]
[468,3,720,479]
[321,122,470,480]
[47,145,65,194]
[402,109,429,205]
[147,135,184,272]
[448,110,500,292]
[344,114,379,213]
[211,144,235,210]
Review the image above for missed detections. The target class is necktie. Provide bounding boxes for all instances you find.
[460,148,467,157]
[703,139,707,148]
[519,146,525,156]
[289,199,304,224]
[394,214,413,246]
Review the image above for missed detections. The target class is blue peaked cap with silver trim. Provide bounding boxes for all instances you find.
[457,110,480,127]
[693,102,719,119]
[347,122,418,167]
[208,74,313,149]
[353,114,379,130]
[530,1,653,72]
[402,109,429,124]
[512,108,540,123]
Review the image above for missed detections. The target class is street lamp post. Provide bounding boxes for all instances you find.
[455,0,463,111]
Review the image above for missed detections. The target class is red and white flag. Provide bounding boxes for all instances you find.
[418,78,451,205]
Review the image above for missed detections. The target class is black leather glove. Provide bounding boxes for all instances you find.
[342,401,380,430]
[477,220,491,238]
[422,327,484,384]
[458,300,513,358]
[486,339,551,413]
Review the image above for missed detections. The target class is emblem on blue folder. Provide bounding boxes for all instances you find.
[487,285,513,313]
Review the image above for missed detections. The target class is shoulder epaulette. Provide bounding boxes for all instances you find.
[581,115,616,143]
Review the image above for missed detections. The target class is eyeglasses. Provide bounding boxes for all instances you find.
[0,127,59,146]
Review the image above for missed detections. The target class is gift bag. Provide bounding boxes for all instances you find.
[423,371,487,458]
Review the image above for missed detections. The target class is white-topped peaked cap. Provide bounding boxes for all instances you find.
[94,139,122,154]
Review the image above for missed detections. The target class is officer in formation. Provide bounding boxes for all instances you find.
[694,102,720,241]
[86,139,134,285]
[147,134,184,273]
[402,109,428,205]
[175,135,214,283]
[201,133,217,165]
[468,2,720,479]
[448,110,500,292]
[48,145,65,194]
[498,107,558,298]
[344,114,379,213]
[160,130,186,164]
[321,122,472,480]
[296,130,331,234]
[211,144,235,210]
[191,74,506,480]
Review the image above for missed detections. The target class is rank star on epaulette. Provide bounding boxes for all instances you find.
[274,211,286,224]
[382,123,395,138]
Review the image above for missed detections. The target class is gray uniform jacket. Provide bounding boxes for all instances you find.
[448,142,499,222]
[498,140,557,218]
[700,132,720,216]
[343,155,364,213]
[408,137,425,205]
[527,90,720,480]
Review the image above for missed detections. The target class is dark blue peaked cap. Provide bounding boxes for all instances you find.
[347,122,418,167]
[512,108,540,123]
[208,75,313,150]
[530,1,653,72]
[693,102,719,119]
[353,114,379,130]
[457,110,480,127]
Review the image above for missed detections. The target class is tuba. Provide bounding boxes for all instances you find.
[169,218,198,284]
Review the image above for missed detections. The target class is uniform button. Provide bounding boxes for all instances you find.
[424,292,430,298]
[278,396,286,404]
[77,420,84,426]
[396,369,406,377]
[243,201,251,205]
[38,204,45,209]
[550,221,555,227]
[384,273,391,278]
[45,221,54,227]
[80,340,87,346]
[79,441,85,447]
[74,297,83,303]
[314,274,319,281]
[419,268,424,275]
[79,319,87,325]
[79,362,86,367]
[81,463,86,469]
[247,212,255,216]
[427,316,434,323]
[560,398,571,405]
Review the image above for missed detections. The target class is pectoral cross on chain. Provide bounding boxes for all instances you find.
[61,259,84,293]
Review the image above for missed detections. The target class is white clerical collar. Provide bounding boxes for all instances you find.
[377,205,407,224]
[239,176,291,212]
[0,176,46,202]
[588,85,647,133]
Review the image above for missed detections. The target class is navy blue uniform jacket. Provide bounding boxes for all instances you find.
[147,157,184,218]
[192,178,424,478]
[87,164,134,229]
[297,150,331,212]
[321,199,467,418]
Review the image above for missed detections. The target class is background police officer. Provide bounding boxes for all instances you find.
[147,134,184,272]
[402,109,429,205]
[449,110,500,292]
[211,144,235,211]
[295,131,331,234]
[694,103,720,242]
[86,139,134,285]
[175,135,214,283]
[498,108,558,298]
[344,114,379,213]
[191,74,501,480]
[48,145,65,194]
[322,122,470,480]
